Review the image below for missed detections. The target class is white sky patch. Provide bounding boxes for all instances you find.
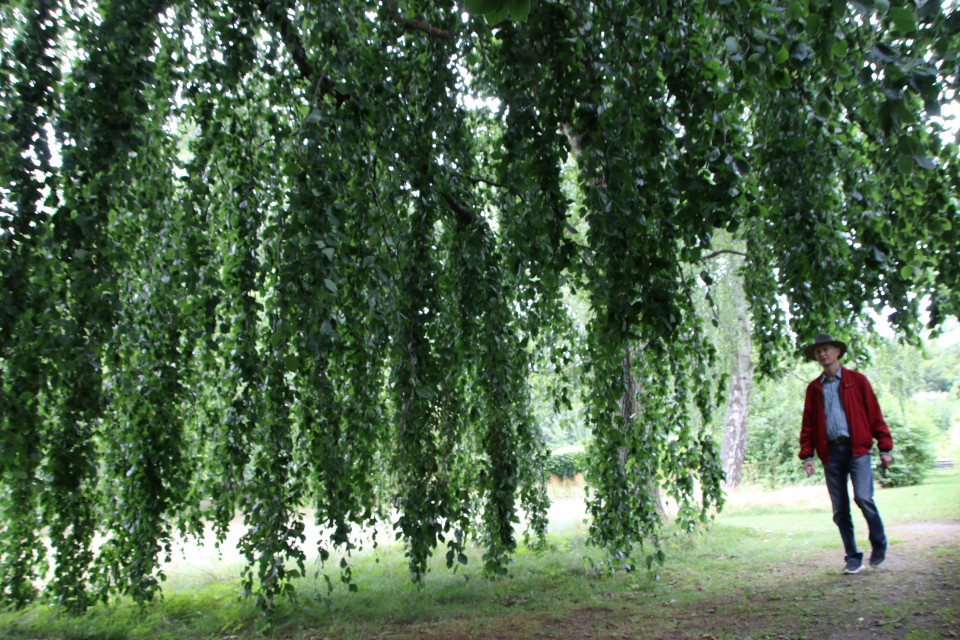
[454,58,502,112]
[45,123,61,168]
[868,307,898,339]
[867,297,960,346]
[935,316,960,346]
[935,99,960,144]
[460,92,501,111]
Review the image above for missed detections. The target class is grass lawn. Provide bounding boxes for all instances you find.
[2,469,958,640]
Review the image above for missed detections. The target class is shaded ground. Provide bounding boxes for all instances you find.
[376,524,959,640]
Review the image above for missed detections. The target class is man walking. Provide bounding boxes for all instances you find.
[799,334,894,574]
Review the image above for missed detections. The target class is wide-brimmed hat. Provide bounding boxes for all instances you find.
[803,334,847,361]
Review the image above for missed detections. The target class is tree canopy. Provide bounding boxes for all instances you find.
[1,0,959,614]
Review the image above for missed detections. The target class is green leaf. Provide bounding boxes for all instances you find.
[324,278,337,293]
[914,156,936,170]
[833,60,853,77]
[790,42,812,61]
[897,154,914,174]
[830,38,848,57]
[773,46,789,65]
[918,0,941,22]
[485,5,511,24]
[283,354,299,372]
[816,96,833,117]
[870,43,898,63]
[464,0,503,12]
[888,7,916,33]
[508,0,531,22]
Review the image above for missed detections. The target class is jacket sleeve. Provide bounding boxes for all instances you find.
[799,385,816,460]
[861,375,894,452]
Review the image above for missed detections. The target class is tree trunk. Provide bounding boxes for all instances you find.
[617,346,665,516]
[720,315,753,489]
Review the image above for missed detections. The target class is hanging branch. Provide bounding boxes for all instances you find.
[386,0,454,40]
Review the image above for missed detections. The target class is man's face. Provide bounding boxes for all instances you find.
[813,344,840,370]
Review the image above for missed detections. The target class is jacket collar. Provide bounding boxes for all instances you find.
[821,367,842,385]
[812,365,847,390]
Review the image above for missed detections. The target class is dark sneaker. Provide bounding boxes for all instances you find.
[870,543,887,568]
[843,556,864,574]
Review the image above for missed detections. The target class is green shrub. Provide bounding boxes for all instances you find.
[545,444,588,478]
[877,420,936,488]
[743,414,819,487]
[743,414,937,489]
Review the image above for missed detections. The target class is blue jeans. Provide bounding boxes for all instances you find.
[823,441,886,560]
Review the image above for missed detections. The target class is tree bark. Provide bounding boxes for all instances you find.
[617,346,665,516]
[720,314,753,489]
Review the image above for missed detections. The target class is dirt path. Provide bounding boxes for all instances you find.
[385,523,960,640]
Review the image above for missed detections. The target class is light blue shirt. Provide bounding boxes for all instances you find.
[822,368,850,441]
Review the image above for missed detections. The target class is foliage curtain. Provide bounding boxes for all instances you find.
[1,0,958,613]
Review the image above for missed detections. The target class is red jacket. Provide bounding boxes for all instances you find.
[799,366,894,464]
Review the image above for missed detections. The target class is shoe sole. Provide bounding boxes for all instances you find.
[843,565,864,574]
[869,558,885,568]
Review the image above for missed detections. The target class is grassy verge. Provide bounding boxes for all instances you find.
[2,469,958,640]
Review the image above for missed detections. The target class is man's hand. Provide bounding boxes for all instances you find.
[880,453,893,469]
[803,459,816,476]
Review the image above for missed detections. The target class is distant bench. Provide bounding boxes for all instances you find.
[934,459,955,469]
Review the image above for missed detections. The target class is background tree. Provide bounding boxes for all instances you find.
[704,246,754,490]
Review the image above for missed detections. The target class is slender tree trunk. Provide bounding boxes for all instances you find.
[617,345,665,516]
[720,314,753,488]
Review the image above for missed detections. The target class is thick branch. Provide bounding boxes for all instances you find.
[386,0,454,40]
[257,1,348,108]
[441,191,476,226]
[461,174,506,189]
[702,249,747,261]
[257,1,314,79]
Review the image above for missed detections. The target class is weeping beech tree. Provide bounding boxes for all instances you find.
[2,0,959,614]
